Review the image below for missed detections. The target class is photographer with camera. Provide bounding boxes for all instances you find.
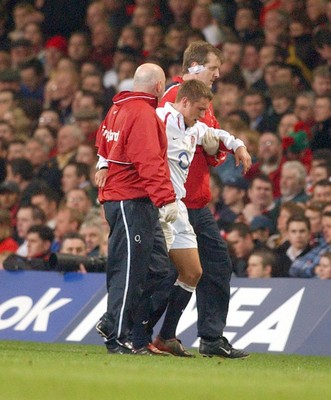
[49,232,106,273]
[3,225,54,271]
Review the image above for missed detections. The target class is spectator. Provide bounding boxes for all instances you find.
[73,110,100,144]
[44,69,79,123]
[131,5,157,29]
[50,124,83,171]
[311,65,331,97]
[267,201,305,249]
[242,174,277,226]
[308,162,331,189]
[316,252,331,280]
[24,137,49,175]
[0,181,21,227]
[247,248,277,278]
[294,91,315,131]
[164,23,189,63]
[310,95,331,151]
[5,158,42,205]
[226,222,263,277]
[218,176,248,232]
[22,21,44,58]
[43,35,67,78]
[278,161,309,204]
[61,161,93,195]
[0,68,21,92]
[306,0,327,28]
[142,23,164,58]
[6,139,25,161]
[16,204,46,256]
[313,27,331,67]
[305,202,324,247]
[234,5,264,44]
[67,31,91,65]
[30,187,60,230]
[241,88,268,131]
[250,215,273,244]
[52,205,84,252]
[241,41,263,87]
[0,120,15,142]
[167,0,194,26]
[18,57,45,102]
[278,113,299,138]
[222,39,243,69]
[75,142,98,184]
[190,4,224,47]
[3,224,54,271]
[289,211,331,278]
[37,108,62,131]
[58,232,88,273]
[10,38,34,68]
[65,188,93,214]
[79,217,104,256]
[85,0,107,32]
[246,132,286,198]
[311,179,331,204]
[0,209,18,254]
[262,83,296,133]
[275,214,312,277]
[117,24,143,53]
[60,232,87,256]
[33,125,58,158]
[90,21,116,70]
[0,88,17,119]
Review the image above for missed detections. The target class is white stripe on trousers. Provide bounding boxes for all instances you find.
[117,200,131,338]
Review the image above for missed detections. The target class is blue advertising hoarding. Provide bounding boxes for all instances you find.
[0,271,330,356]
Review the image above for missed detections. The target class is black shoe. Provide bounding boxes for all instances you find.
[199,337,249,359]
[106,340,135,355]
[96,313,111,339]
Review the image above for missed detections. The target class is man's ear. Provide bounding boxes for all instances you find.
[182,97,189,108]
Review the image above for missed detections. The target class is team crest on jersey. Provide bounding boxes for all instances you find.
[102,126,120,142]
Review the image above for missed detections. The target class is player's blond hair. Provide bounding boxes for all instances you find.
[175,80,213,103]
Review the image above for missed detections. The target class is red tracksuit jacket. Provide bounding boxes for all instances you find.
[96,91,176,207]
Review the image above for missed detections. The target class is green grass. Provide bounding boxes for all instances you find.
[0,341,330,400]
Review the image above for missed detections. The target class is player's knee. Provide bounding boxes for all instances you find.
[181,267,202,286]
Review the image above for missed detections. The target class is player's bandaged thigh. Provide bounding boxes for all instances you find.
[171,201,197,249]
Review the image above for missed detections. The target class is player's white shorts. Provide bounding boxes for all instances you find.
[159,199,197,251]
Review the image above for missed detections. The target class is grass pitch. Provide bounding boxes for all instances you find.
[0,341,330,400]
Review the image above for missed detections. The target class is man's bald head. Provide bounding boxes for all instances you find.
[133,63,166,100]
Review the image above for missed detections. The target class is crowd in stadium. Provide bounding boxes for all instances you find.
[0,0,330,280]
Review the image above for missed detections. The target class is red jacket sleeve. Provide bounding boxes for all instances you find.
[126,107,175,207]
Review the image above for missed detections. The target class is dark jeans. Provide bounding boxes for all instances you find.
[188,207,232,339]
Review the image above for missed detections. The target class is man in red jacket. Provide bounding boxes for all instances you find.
[156,41,250,358]
[94,63,178,355]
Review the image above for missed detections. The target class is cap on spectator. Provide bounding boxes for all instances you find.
[282,131,309,153]
[73,110,99,121]
[0,68,20,82]
[10,38,32,49]
[250,215,273,232]
[0,181,20,195]
[45,35,67,55]
[222,176,248,190]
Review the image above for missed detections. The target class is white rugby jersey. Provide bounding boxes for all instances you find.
[157,102,245,200]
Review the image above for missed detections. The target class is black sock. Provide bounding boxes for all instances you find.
[159,284,193,340]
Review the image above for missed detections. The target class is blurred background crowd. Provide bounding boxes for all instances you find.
[0,0,330,279]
